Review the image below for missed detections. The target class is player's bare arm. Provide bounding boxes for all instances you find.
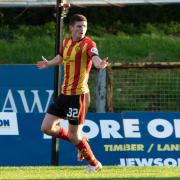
[37,54,63,69]
[92,56,109,69]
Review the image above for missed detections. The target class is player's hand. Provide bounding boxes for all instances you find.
[36,56,49,69]
[100,57,109,68]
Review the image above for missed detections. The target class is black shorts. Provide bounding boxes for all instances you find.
[47,93,90,125]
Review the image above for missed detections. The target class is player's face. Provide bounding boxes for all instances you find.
[70,21,87,41]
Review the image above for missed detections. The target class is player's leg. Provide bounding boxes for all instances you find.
[41,94,70,141]
[68,93,102,172]
[41,113,69,140]
[77,93,90,161]
[68,123,100,167]
[68,123,83,145]
[74,126,102,172]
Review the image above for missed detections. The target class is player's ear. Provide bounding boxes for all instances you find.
[69,25,73,32]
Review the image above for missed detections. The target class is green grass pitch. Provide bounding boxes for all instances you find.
[0,166,180,179]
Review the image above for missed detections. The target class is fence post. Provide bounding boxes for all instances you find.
[106,66,113,112]
[96,69,106,112]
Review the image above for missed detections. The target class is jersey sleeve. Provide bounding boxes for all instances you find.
[87,40,99,58]
[59,38,68,57]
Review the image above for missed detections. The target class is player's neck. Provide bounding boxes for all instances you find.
[71,35,85,42]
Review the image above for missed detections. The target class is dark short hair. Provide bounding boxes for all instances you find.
[69,14,87,26]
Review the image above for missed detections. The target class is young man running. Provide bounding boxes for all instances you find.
[37,14,108,172]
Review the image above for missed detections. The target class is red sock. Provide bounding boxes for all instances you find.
[57,127,69,141]
[76,138,98,166]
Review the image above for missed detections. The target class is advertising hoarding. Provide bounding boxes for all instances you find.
[0,65,180,166]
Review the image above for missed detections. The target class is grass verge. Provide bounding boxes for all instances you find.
[0,166,180,179]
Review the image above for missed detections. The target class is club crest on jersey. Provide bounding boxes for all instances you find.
[91,48,98,55]
[64,56,74,63]
[75,46,80,52]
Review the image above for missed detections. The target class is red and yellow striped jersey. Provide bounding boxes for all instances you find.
[60,36,99,95]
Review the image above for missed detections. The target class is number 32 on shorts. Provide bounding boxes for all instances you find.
[67,108,79,118]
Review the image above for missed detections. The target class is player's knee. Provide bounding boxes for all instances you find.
[41,125,46,133]
[41,124,50,134]
[68,134,81,145]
